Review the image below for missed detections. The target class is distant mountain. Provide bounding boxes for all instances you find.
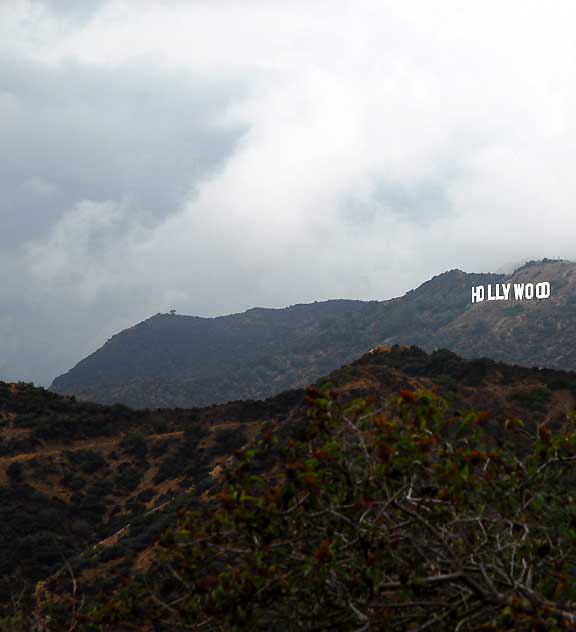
[11,345,576,625]
[51,259,575,408]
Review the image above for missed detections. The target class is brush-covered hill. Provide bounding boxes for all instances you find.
[0,379,302,616]
[5,344,576,628]
[51,259,575,409]
[49,268,504,409]
[431,259,576,369]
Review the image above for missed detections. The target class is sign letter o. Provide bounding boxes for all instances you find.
[536,282,551,299]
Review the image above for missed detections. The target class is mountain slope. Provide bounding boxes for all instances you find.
[50,269,502,407]
[0,379,302,613]
[51,259,573,409]
[431,259,576,369]
[21,345,576,629]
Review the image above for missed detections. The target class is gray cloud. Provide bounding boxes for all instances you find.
[35,0,106,24]
[0,53,248,247]
[2,0,576,385]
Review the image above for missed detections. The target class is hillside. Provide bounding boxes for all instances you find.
[5,345,576,626]
[50,268,503,408]
[80,352,576,631]
[51,259,574,409]
[0,380,302,615]
[431,259,576,369]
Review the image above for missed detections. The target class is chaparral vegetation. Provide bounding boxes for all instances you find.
[39,387,576,631]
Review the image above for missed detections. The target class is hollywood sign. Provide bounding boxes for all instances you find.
[472,282,551,304]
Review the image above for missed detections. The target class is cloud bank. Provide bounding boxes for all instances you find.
[2,0,576,384]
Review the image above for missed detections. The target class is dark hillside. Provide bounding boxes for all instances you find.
[0,380,304,611]
[53,260,576,410]
[22,345,576,630]
[51,268,505,408]
[2,345,574,625]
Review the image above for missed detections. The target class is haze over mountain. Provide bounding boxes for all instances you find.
[51,259,574,409]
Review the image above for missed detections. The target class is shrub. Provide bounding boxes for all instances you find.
[60,473,86,492]
[183,423,208,446]
[92,392,576,631]
[210,426,245,457]
[136,489,155,504]
[6,462,24,485]
[510,387,552,413]
[114,465,141,492]
[120,432,148,459]
[71,389,576,629]
[64,449,107,474]
[110,404,132,418]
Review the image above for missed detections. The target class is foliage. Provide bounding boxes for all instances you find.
[510,388,552,414]
[114,464,142,493]
[184,423,209,445]
[7,461,24,484]
[120,432,148,459]
[211,427,246,456]
[83,388,576,631]
[64,449,107,474]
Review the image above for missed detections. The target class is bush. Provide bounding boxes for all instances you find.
[120,432,148,459]
[153,455,182,484]
[183,423,208,444]
[98,543,125,564]
[60,473,86,492]
[87,387,576,631]
[6,462,24,485]
[151,417,169,434]
[136,489,155,504]
[110,404,132,418]
[64,449,107,474]
[114,465,141,492]
[510,387,552,413]
[211,426,245,457]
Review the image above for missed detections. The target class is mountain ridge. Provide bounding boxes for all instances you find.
[51,260,573,408]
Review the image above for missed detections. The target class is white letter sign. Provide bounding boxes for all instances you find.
[472,281,551,304]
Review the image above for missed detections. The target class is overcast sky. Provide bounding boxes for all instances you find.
[2,0,576,385]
